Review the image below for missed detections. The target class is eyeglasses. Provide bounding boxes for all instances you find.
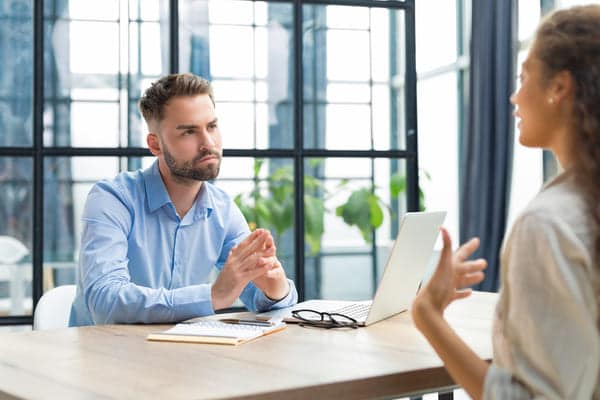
[291,309,359,329]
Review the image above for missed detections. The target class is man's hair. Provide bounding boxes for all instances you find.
[138,73,214,123]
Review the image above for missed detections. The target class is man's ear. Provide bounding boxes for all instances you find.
[147,133,161,156]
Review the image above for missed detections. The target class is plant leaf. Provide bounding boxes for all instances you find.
[304,195,325,254]
[390,173,406,198]
[253,158,264,177]
[367,195,384,228]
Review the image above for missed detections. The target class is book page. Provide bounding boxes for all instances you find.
[163,320,275,339]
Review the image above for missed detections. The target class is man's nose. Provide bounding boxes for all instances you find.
[198,129,216,149]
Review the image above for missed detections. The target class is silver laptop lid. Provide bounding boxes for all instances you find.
[256,211,446,326]
[364,211,446,325]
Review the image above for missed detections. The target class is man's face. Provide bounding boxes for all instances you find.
[154,94,222,182]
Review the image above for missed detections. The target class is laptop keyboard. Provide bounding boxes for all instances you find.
[332,303,371,320]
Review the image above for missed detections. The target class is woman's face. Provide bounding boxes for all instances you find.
[510,50,560,149]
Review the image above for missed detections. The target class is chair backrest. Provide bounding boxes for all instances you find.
[33,285,77,330]
[0,235,29,265]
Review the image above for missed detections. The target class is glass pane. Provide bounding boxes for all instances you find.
[130,0,161,21]
[328,30,371,82]
[415,0,457,73]
[326,5,370,29]
[42,156,153,293]
[325,104,371,150]
[303,158,407,300]
[45,0,120,20]
[0,3,33,147]
[210,26,255,78]
[68,0,119,21]
[218,157,296,282]
[179,1,294,150]
[218,102,255,149]
[417,72,459,240]
[0,157,33,316]
[3,0,32,17]
[209,0,254,25]
[44,0,169,148]
[303,4,405,150]
[518,0,541,42]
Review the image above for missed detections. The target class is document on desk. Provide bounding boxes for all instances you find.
[146,319,286,346]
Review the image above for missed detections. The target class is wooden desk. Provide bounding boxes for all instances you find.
[0,291,497,400]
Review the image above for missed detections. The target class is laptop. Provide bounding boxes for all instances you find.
[257,211,446,326]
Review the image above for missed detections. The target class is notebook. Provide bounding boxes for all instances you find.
[257,211,446,327]
[146,319,286,345]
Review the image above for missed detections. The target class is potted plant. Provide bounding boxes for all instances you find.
[233,159,426,254]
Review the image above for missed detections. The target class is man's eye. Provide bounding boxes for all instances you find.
[208,124,217,130]
[184,130,195,135]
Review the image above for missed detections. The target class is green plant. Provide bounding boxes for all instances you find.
[234,159,427,254]
[334,171,427,244]
[234,159,326,254]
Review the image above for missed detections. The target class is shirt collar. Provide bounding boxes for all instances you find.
[143,160,215,219]
[194,183,214,220]
[143,161,172,213]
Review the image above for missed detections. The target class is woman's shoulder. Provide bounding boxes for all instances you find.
[504,172,593,269]
[519,171,586,226]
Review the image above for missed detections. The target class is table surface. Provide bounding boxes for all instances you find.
[0,291,497,400]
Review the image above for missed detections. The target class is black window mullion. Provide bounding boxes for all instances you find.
[169,0,179,73]
[32,0,45,313]
[404,0,419,212]
[293,0,305,301]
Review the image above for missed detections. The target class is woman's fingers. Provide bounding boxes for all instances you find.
[452,288,472,301]
[457,272,485,288]
[454,258,486,289]
[454,237,481,261]
[439,227,453,261]
[456,259,487,274]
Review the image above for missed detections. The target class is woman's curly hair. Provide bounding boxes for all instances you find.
[535,5,600,273]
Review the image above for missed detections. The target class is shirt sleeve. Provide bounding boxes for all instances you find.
[483,213,599,399]
[216,201,298,312]
[79,183,216,324]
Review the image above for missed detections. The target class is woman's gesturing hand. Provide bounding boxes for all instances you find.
[413,227,487,320]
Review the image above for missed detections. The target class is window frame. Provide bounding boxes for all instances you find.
[0,0,418,325]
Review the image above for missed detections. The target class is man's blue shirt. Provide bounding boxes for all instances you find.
[69,160,297,326]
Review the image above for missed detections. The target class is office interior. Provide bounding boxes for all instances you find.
[0,0,593,331]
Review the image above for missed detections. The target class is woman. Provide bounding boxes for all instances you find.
[412,5,600,399]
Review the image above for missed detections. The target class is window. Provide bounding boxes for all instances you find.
[414,0,470,243]
[0,0,418,323]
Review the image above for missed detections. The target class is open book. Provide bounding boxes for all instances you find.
[146,319,286,346]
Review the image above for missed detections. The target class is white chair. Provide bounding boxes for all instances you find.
[0,236,30,315]
[33,284,76,330]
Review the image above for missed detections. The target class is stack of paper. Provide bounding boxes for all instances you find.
[147,319,286,345]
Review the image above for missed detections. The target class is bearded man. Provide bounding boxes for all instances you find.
[70,73,297,326]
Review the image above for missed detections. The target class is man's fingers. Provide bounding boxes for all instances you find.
[236,230,269,259]
[245,260,275,281]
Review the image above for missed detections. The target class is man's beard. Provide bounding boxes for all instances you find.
[163,146,222,182]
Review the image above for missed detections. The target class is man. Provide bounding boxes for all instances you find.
[69,73,297,326]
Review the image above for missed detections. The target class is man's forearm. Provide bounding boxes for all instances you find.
[263,279,290,301]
